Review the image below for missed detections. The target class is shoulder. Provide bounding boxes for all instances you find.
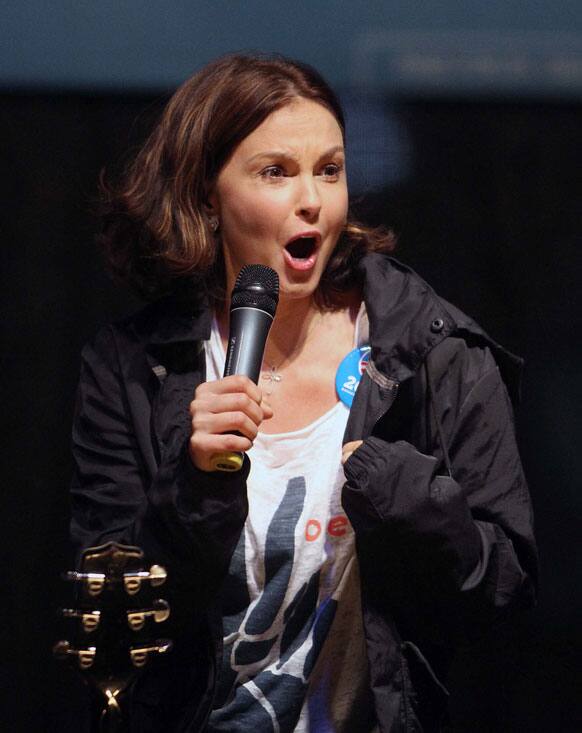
[79,305,150,372]
[81,295,212,367]
[359,253,522,404]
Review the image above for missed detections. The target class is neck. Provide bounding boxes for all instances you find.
[217,287,363,375]
[217,293,324,369]
[266,295,324,367]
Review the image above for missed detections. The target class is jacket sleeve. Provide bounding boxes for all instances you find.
[70,325,249,601]
[342,338,537,638]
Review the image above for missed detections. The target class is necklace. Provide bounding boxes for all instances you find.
[260,365,283,396]
[260,311,325,396]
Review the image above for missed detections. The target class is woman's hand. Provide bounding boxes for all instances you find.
[188,375,273,472]
[342,440,363,465]
[342,436,483,589]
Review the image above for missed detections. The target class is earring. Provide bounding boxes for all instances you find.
[208,215,219,233]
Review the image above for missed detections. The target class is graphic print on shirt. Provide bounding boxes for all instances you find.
[210,475,342,732]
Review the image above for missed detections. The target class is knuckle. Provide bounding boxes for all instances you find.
[233,412,247,429]
[189,435,203,451]
[191,414,204,431]
[236,375,256,396]
[228,374,246,389]
[225,435,243,451]
[194,383,206,399]
[235,393,249,409]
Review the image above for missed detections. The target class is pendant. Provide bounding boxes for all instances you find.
[261,365,282,396]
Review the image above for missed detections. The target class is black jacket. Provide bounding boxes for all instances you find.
[71,254,537,732]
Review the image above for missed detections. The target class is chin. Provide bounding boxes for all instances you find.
[278,279,321,303]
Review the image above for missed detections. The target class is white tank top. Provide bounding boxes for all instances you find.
[205,311,376,733]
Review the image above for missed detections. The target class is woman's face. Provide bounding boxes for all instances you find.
[209,97,348,302]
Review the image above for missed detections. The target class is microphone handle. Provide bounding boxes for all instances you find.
[223,307,274,382]
[210,307,274,472]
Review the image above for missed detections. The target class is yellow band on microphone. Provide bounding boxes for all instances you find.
[209,451,244,472]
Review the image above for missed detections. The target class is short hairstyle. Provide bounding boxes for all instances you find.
[99,53,395,306]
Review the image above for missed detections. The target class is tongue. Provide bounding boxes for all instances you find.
[286,238,315,259]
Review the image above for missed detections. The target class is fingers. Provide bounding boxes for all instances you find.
[192,406,260,442]
[190,430,253,456]
[342,440,363,465]
[193,392,264,429]
[196,374,262,403]
[189,375,272,472]
[194,375,272,421]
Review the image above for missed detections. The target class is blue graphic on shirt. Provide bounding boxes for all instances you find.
[244,476,306,636]
[208,476,338,732]
[279,569,320,668]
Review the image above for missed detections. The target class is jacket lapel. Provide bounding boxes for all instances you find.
[344,254,455,443]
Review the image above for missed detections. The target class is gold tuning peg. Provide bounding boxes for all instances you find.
[129,639,172,668]
[53,640,96,670]
[63,570,106,597]
[127,599,171,631]
[148,564,167,587]
[123,564,167,595]
[61,608,101,633]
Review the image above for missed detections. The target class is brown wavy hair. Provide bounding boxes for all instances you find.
[99,53,395,307]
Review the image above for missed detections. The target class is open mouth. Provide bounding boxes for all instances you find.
[285,236,318,260]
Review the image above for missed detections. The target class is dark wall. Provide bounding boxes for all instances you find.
[1,92,580,731]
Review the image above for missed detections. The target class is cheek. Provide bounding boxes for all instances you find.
[327,188,349,229]
[220,187,286,240]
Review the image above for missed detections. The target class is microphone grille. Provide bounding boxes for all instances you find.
[231,265,279,317]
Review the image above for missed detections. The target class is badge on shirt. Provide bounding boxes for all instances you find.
[335,346,371,407]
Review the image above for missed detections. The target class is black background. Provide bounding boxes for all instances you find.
[1,91,581,731]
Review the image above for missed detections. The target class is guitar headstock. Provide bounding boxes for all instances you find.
[54,542,172,721]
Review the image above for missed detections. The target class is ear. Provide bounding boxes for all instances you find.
[204,187,219,216]
[203,191,220,233]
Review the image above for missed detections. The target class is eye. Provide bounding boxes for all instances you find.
[321,162,343,180]
[260,165,286,179]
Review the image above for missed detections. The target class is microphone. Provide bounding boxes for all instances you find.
[210,264,279,472]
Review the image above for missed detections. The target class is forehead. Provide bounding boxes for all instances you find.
[236,97,344,155]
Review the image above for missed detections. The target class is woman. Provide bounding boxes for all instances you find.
[71,54,537,732]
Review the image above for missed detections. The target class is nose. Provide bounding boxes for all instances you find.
[295,175,321,222]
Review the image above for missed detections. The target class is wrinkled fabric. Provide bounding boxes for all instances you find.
[70,255,537,732]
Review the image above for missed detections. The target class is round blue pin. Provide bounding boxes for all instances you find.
[335,346,371,407]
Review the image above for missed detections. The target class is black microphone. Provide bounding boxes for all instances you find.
[210,264,279,472]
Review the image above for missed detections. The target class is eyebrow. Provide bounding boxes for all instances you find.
[247,144,345,164]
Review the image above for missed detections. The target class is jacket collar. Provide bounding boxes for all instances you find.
[137,255,451,366]
[359,254,522,402]
[360,254,457,383]
[135,291,212,348]
[126,291,212,374]
[133,254,521,401]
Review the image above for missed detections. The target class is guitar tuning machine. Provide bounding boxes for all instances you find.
[53,639,96,670]
[61,607,101,633]
[123,564,167,595]
[64,564,167,596]
[63,571,107,596]
[129,639,172,668]
[127,599,170,631]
